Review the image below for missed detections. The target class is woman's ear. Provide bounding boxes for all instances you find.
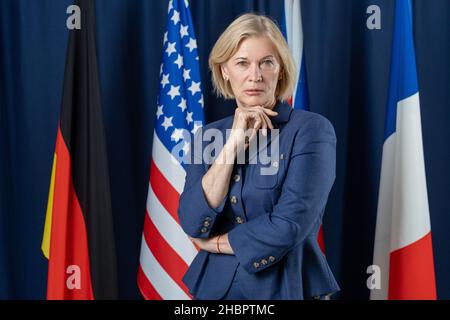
[221,65,229,81]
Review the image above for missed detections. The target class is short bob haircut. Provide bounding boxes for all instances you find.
[209,13,296,102]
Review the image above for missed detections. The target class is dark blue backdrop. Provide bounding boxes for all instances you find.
[1,0,449,299]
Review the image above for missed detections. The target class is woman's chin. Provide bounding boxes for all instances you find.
[240,97,269,108]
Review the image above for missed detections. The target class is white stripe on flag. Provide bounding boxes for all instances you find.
[372,133,395,300]
[391,92,431,251]
[146,183,198,265]
[152,133,186,194]
[139,237,191,300]
[284,0,303,104]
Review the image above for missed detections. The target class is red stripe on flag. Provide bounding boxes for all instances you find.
[317,225,325,254]
[142,212,192,298]
[47,127,94,300]
[137,265,163,300]
[388,232,437,300]
[149,160,181,223]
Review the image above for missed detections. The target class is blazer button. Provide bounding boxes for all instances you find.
[233,174,241,182]
[203,221,210,227]
[272,161,279,168]
[235,216,244,224]
[205,216,212,221]
[268,256,275,263]
[201,227,208,233]
[280,153,284,160]
[230,195,238,204]
[253,262,260,269]
[260,259,268,265]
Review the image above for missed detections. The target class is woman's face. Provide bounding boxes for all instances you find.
[222,36,282,110]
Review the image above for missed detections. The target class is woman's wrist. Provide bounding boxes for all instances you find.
[215,233,234,255]
[222,135,240,162]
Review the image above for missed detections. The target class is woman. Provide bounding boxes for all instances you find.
[178,13,339,300]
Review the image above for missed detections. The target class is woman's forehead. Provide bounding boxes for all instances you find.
[231,36,278,59]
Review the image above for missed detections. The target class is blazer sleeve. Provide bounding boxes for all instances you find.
[178,130,227,238]
[228,115,336,274]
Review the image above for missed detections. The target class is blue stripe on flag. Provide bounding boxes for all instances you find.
[384,0,419,140]
[295,56,309,110]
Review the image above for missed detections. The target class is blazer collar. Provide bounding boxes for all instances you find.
[223,100,292,129]
[270,100,293,125]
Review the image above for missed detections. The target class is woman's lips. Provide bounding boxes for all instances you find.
[244,89,264,96]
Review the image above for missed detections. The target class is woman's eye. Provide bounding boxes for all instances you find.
[237,61,247,66]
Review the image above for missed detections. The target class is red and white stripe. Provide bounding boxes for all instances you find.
[138,134,198,300]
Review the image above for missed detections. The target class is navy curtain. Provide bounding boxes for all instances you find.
[1,0,449,299]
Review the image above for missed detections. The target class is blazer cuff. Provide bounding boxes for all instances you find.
[195,178,227,214]
[228,222,285,274]
[179,179,227,238]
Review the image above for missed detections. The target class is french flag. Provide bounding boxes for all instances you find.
[371,0,436,300]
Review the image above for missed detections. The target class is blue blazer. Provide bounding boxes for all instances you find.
[178,101,340,300]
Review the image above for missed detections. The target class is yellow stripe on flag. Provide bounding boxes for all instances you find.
[41,153,57,259]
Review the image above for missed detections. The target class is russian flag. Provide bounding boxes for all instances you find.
[371,0,436,300]
[282,0,309,110]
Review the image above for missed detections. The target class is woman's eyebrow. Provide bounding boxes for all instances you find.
[234,55,275,61]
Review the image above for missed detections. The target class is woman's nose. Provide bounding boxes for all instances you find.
[248,63,262,82]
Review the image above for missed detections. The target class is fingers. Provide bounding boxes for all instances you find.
[261,107,278,117]
[259,110,273,132]
[231,105,278,140]
[189,237,203,250]
[251,113,263,131]
[245,112,264,143]
[259,106,277,124]
[189,236,216,253]
[257,111,269,136]
[250,107,274,134]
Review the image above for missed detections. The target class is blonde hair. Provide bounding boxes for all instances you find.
[208,13,296,101]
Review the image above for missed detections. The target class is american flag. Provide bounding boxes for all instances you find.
[138,0,204,300]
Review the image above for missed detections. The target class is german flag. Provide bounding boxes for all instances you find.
[41,0,118,300]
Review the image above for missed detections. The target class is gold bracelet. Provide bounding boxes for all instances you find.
[216,235,222,254]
